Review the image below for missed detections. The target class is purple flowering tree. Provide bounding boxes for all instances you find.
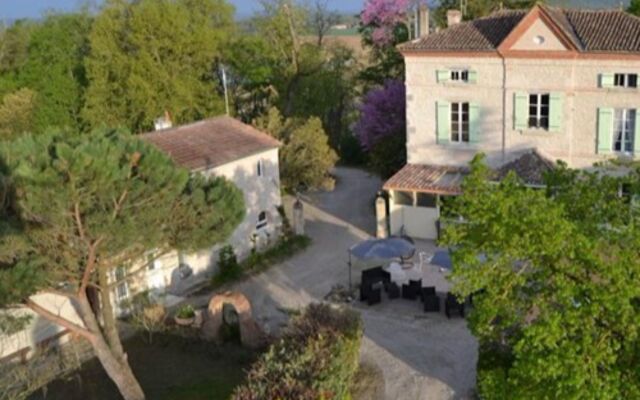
[361,0,411,47]
[355,79,406,150]
[354,79,406,177]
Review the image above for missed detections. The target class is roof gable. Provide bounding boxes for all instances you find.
[508,14,571,52]
[498,5,579,53]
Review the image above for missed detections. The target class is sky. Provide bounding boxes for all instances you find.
[0,0,364,20]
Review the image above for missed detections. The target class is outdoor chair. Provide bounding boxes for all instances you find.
[362,266,391,288]
[402,279,422,300]
[367,287,382,305]
[386,282,400,299]
[421,287,440,312]
[445,292,465,319]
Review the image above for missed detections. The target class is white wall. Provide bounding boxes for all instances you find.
[388,191,439,240]
[118,148,283,311]
[0,293,82,361]
[405,54,640,169]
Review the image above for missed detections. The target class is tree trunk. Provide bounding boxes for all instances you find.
[90,334,145,400]
[77,292,145,400]
[98,265,126,360]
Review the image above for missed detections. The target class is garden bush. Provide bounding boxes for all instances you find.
[233,303,363,400]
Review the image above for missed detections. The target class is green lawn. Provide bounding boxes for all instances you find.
[29,333,258,400]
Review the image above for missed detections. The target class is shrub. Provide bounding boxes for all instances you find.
[476,343,514,400]
[176,304,195,319]
[368,133,406,178]
[233,303,362,400]
[215,244,242,283]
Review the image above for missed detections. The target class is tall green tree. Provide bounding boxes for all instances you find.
[84,0,235,132]
[629,0,640,16]
[255,107,337,191]
[442,155,640,399]
[0,129,244,400]
[0,13,91,134]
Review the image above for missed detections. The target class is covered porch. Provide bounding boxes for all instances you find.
[382,164,466,240]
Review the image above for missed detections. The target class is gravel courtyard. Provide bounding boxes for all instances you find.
[194,167,478,399]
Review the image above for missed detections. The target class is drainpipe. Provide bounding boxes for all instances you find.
[499,51,507,163]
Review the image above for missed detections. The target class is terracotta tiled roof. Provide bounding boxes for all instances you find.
[142,116,280,171]
[494,149,555,186]
[400,6,640,53]
[400,10,526,52]
[383,164,467,195]
[565,9,640,52]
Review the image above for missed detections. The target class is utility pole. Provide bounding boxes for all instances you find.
[220,64,230,116]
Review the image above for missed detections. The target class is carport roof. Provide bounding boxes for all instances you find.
[383,164,467,195]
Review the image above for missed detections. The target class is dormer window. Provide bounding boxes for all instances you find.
[450,69,469,83]
[614,73,638,88]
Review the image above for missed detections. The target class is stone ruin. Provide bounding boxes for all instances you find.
[201,291,265,348]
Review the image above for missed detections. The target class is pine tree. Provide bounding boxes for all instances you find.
[0,128,244,400]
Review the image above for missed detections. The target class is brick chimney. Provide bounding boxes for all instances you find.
[447,10,462,27]
[418,5,429,37]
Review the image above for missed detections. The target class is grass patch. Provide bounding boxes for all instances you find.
[28,334,258,400]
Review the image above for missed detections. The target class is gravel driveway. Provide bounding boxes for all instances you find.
[194,167,478,400]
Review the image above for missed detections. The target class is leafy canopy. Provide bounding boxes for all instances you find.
[0,128,244,305]
[83,0,235,132]
[442,155,640,400]
[255,107,337,191]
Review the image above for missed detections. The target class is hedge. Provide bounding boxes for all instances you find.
[233,303,363,400]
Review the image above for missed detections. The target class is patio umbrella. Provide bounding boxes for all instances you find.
[347,237,416,289]
[430,249,453,270]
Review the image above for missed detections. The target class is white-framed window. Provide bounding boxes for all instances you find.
[257,159,264,177]
[114,266,129,302]
[528,93,550,130]
[613,109,636,154]
[450,69,469,82]
[256,211,268,230]
[451,102,469,143]
[614,73,638,89]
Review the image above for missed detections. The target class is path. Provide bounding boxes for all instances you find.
[194,167,477,400]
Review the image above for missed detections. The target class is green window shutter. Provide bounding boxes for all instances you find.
[469,102,480,143]
[635,109,640,155]
[436,70,450,83]
[436,101,450,144]
[597,108,614,154]
[467,70,478,84]
[600,73,614,88]
[548,92,563,132]
[514,92,528,130]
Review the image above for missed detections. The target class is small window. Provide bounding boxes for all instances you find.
[528,93,550,130]
[451,102,470,143]
[416,193,437,208]
[450,69,469,83]
[614,73,638,88]
[257,160,264,177]
[613,109,635,154]
[394,191,413,206]
[256,211,268,230]
[114,266,129,301]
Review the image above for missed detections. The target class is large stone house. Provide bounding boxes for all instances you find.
[384,5,640,239]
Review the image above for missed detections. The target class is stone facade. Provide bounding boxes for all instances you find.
[406,54,640,170]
